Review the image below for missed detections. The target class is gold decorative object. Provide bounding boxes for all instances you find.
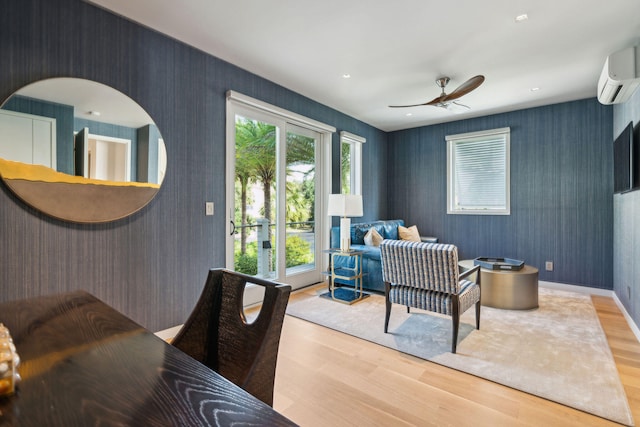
[0,323,20,397]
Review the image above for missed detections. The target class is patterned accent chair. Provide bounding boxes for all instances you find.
[379,240,481,353]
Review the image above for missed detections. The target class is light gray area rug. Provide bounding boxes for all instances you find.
[286,287,634,426]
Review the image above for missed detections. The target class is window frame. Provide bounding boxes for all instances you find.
[339,131,364,195]
[446,127,511,215]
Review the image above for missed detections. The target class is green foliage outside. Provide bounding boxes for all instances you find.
[284,235,313,267]
[234,235,313,276]
[341,141,352,194]
[233,118,316,276]
[234,245,258,276]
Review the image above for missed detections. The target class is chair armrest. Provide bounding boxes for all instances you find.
[459,264,480,282]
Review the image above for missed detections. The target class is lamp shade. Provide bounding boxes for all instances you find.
[327,194,363,217]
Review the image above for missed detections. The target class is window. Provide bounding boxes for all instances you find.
[340,131,364,195]
[447,127,510,215]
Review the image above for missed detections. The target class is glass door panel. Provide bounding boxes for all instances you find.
[226,100,327,291]
[233,114,278,279]
[285,126,318,277]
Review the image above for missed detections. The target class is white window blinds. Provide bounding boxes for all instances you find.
[446,127,510,215]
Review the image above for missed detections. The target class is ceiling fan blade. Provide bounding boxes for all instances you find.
[444,101,471,113]
[452,100,470,109]
[389,95,448,108]
[388,102,430,108]
[444,75,485,101]
[424,94,448,106]
[389,94,446,107]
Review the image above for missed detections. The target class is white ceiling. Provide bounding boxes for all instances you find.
[88,0,640,132]
[14,78,154,128]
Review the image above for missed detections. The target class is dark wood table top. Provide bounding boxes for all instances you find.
[0,291,297,426]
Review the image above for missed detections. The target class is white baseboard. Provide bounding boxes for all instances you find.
[540,280,640,343]
[612,292,640,343]
[539,280,612,296]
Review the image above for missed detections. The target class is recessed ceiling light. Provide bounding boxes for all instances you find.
[405,113,413,117]
[88,110,101,116]
[530,87,540,92]
[515,13,528,23]
[342,73,351,79]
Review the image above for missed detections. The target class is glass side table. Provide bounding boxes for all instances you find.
[321,249,368,304]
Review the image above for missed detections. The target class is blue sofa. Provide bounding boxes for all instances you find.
[330,219,437,293]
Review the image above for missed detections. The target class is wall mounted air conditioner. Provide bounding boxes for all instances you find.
[597,46,640,105]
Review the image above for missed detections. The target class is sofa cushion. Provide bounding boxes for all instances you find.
[332,244,381,271]
[351,221,385,245]
[350,244,381,261]
[399,225,421,242]
[382,219,405,240]
[364,227,384,246]
[332,219,405,248]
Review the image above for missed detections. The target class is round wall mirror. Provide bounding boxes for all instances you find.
[0,78,167,223]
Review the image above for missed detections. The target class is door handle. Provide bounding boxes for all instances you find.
[230,220,236,236]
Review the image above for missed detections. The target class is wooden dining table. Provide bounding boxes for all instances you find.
[0,290,297,426]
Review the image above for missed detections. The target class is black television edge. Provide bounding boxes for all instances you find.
[613,121,635,194]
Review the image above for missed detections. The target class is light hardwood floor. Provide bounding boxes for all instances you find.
[272,285,640,426]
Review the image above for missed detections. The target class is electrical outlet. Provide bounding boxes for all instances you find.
[205,202,214,216]
[545,261,553,271]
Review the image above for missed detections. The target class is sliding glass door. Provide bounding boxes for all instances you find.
[226,93,332,293]
[284,124,319,278]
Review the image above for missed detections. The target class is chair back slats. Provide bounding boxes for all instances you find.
[380,240,460,294]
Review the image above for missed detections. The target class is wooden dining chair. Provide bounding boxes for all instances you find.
[172,268,291,406]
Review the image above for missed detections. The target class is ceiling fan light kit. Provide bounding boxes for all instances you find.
[390,75,485,111]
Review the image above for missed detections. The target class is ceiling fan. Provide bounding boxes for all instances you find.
[389,75,485,111]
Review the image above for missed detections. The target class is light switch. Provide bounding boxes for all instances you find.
[205,202,214,216]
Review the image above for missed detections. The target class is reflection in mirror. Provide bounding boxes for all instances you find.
[0,78,167,223]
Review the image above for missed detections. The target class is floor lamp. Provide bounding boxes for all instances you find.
[327,194,363,251]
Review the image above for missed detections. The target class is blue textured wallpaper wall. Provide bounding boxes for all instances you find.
[0,0,619,333]
[388,99,613,289]
[0,0,387,332]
